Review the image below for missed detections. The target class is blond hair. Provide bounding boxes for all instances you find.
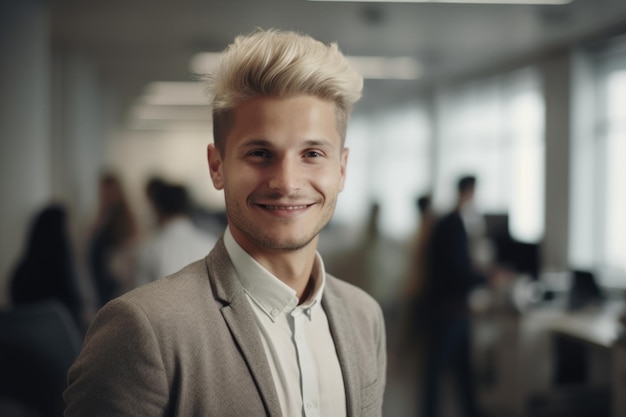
[205,29,363,153]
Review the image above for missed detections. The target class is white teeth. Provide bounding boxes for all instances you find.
[264,205,308,210]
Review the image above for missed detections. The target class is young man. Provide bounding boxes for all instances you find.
[64,29,386,417]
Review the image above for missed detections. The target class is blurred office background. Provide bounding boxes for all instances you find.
[1,0,626,416]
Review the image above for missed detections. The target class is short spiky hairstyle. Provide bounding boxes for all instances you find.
[205,29,363,154]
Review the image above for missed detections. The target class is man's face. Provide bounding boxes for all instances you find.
[207,95,348,256]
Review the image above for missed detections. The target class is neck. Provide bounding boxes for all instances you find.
[252,246,317,301]
[230,229,319,301]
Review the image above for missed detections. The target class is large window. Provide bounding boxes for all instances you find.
[570,39,626,286]
[434,68,545,243]
[603,65,626,276]
[333,102,431,240]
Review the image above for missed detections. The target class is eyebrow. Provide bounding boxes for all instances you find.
[238,138,336,150]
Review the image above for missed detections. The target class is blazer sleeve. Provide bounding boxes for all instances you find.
[365,298,387,417]
[376,303,387,396]
[64,298,170,417]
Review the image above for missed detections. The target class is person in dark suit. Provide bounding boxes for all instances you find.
[420,175,486,417]
[64,29,386,417]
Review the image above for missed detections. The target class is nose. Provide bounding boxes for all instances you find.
[268,156,301,194]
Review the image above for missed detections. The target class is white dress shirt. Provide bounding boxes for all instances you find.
[224,228,346,417]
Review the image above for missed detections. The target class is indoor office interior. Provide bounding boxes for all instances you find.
[1,1,626,416]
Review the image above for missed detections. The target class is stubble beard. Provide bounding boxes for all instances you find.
[224,190,338,251]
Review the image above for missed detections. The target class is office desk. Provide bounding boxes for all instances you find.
[472,299,625,417]
[550,303,626,417]
[548,305,622,416]
[550,304,622,349]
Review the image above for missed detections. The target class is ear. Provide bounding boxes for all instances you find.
[207,143,224,190]
[338,147,349,192]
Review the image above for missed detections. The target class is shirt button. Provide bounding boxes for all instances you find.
[270,309,279,317]
[306,401,315,409]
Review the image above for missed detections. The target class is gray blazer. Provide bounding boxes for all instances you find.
[64,239,386,417]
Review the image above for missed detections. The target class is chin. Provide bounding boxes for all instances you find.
[264,236,312,251]
[256,230,316,251]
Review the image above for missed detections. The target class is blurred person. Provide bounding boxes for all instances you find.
[353,201,382,294]
[87,173,138,308]
[9,204,84,329]
[64,29,386,417]
[387,195,437,378]
[186,193,229,239]
[397,195,436,358]
[420,175,486,417]
[405,194,436,301]
[459,179,491,274]
[134,178,218,287]
[320,201,380,294]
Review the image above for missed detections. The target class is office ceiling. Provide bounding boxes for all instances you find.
[50,0,626,116]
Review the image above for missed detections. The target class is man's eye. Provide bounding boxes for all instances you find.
[304,151,321,158]
[248,150,269,158]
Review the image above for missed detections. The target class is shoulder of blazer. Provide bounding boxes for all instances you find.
[115,238,242,318]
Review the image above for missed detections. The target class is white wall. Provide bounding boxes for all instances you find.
[53,52,111,232]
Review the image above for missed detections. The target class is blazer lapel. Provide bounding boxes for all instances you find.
[206,240,283,417]
[322,281,360,417]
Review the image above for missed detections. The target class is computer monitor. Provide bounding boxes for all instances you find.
[484,213,541,280]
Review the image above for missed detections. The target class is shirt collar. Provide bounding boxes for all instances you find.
[223,227,325,321]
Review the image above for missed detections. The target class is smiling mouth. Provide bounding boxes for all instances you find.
[259,204,312,210]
